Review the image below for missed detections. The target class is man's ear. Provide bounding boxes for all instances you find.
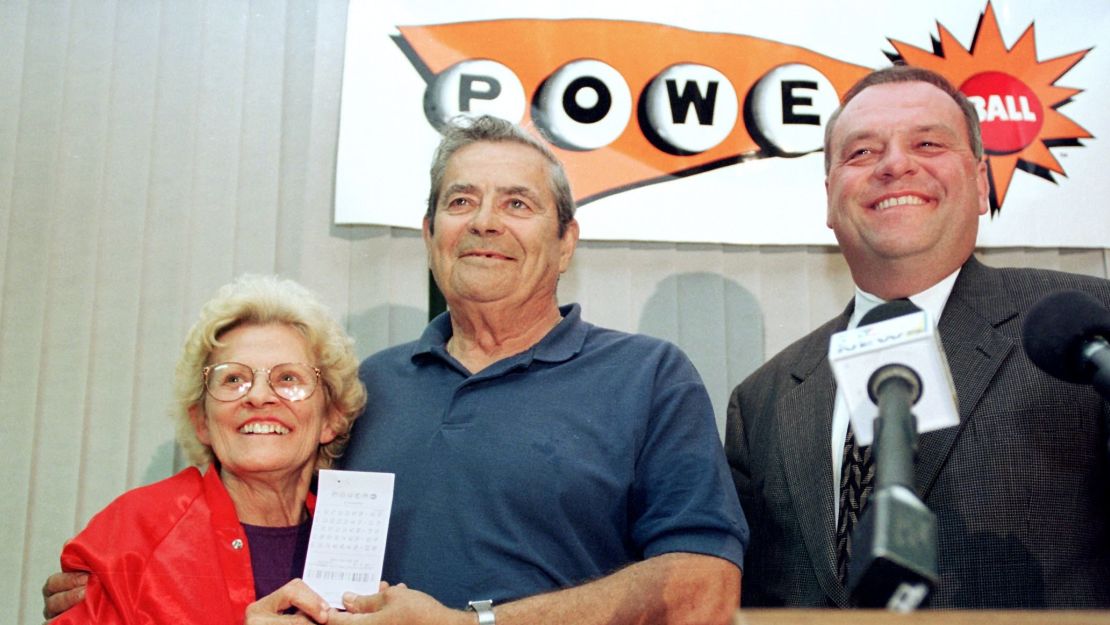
[558,219,579,273]
[825,177,835,229]
[423,216,435,267]
[975,159,990,216]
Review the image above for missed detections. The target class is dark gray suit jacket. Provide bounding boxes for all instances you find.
[727,256,1110,608]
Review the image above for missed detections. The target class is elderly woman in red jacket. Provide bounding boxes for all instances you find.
[53,275,367,624]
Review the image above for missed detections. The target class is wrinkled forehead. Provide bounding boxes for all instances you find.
[441,141,556,202]
[832,81,968,145]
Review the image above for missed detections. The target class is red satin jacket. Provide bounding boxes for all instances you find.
[57,465,315,624]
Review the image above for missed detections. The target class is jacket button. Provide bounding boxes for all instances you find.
[231,539,244,550]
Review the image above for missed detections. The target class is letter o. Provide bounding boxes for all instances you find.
[534,59,631,151]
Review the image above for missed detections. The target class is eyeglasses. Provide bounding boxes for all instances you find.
[202,362,321,402]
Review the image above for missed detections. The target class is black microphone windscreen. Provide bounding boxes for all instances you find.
[859,298,922,327]
[1022,290,1110,384]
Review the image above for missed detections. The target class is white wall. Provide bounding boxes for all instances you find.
[2,2,1107,622]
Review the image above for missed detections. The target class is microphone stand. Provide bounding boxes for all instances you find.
[873,365,918,489]
[846,364,938,611]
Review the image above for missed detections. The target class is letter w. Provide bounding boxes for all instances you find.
[666,80,718,125]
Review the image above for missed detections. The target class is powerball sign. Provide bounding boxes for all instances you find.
[334,1,1109,247]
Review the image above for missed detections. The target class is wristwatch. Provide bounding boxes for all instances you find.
[467,599,495,625]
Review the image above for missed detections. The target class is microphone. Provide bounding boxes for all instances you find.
[828,302,959,447]
[860,301,926,449]
[1022,289,1110,402]
[829,300,951,611]
[858,300,926,502]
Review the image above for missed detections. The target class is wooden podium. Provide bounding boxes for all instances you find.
[733,610,1110,625]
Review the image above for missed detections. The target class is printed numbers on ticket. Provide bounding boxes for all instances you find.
[303,469,395,608]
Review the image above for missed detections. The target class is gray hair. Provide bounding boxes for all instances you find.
[823,64,984,173]
[425,115,576,237]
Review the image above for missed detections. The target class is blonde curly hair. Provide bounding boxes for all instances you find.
[173,275,367,470]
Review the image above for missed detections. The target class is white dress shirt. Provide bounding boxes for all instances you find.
[830,269,960,525]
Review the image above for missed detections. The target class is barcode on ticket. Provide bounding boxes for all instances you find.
[306,568,370,583]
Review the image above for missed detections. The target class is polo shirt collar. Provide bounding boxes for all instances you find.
[411,303,588,367]
[533,303,589,363]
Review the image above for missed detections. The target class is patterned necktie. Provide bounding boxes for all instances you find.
[836,421,874,583]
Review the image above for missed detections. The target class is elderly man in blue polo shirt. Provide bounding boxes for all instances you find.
[333,115,746,625]
[43,115,747,625]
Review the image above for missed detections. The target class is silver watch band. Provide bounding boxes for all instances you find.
[467,599,495,625]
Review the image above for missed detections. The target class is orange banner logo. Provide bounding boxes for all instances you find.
[394,2,1089,213]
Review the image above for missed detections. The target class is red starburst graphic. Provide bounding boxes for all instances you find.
[889,2,1092,213]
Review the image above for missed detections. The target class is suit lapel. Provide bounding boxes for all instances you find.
[781,311,853,606]
[915,257,1017,497]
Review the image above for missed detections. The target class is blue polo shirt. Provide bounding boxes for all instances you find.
[342,304,748,608]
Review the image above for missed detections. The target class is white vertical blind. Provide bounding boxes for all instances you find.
[1,2,1107,622]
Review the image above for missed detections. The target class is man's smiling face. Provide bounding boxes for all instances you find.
[424,140,577,310]
[825,81,989,281]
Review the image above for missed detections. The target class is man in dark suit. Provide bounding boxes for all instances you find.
[727,65,1110,608]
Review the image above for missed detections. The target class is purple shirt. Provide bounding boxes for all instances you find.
[242,517,312,600]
